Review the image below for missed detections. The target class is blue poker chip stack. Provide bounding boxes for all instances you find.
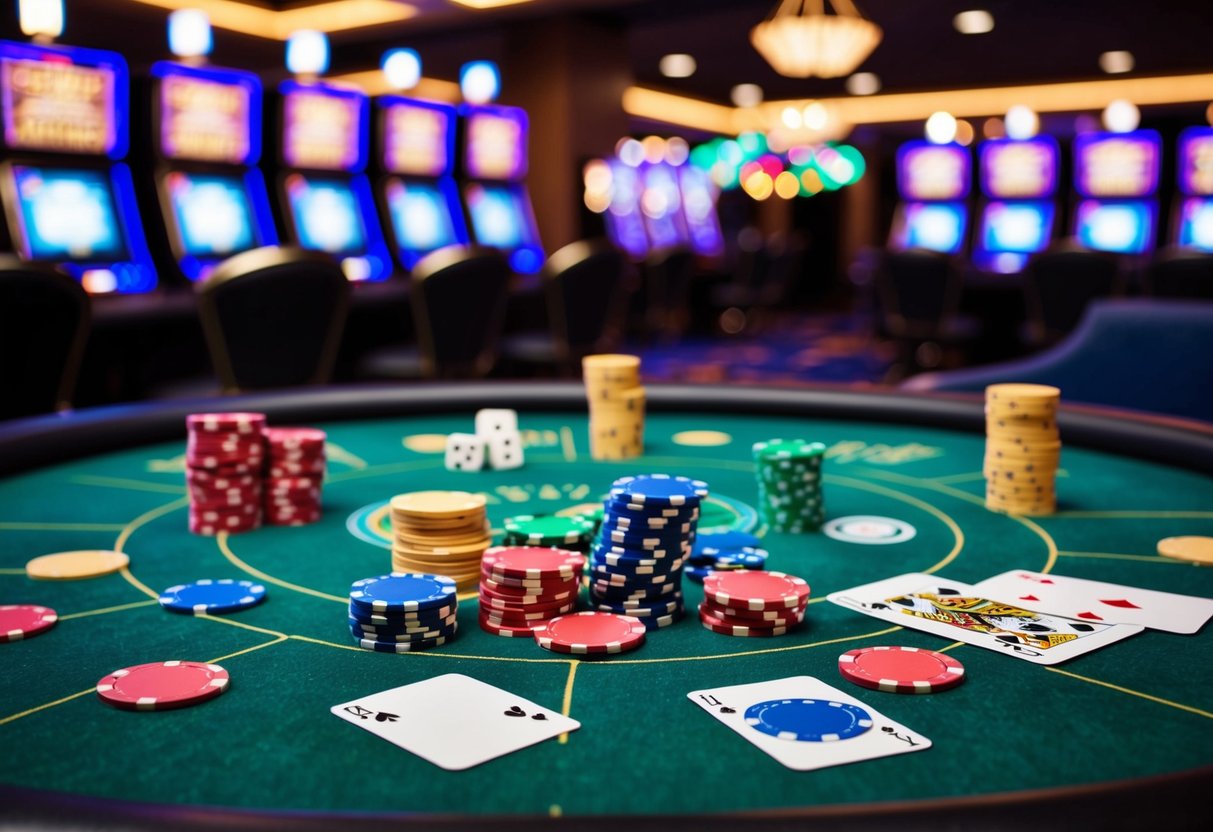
[588,474,709,630]
[685,530,770,585]
[347,572,459,652]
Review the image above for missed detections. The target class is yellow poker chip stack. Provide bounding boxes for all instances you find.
[984,383,1061,516]
[583,354,646,461]
[389,491,491,592]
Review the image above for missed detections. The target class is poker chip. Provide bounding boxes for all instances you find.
[693,530,761,554]
[478,613,545,637]
[356,632,452,653]
[349,573,458,613]
[984,384,1061,516]
[593,593,684,616]
[690,546,768,569]
[502,515,596,547]
[698,608,797,637]
[159,579,267,615]
[583,354,645,461]
[347,572,459,649]
[25,550,129,580]
[0,604,58,642]
[637,610,684,630]
[391,491,490,591]
[744,698,873,742]
[263,427,325,527]
[348,602,456,627]
[533,611,647,655]
[186,412,267,536]
[823,516,917,545]
[838,646,966,694]
[609,474,709,506]
[96,661,230,711]
[481,546,585,580]
[477,546,583,636]
[702,570,810,611]
[752,438,826,533]
[1157,536,1213,565]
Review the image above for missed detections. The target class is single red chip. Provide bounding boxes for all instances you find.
[0,604,58,642]
[481,546,584,580]
[533,611,646,655]
[838,645,966,694]
[95,661,230,710]
[702,570,810,611]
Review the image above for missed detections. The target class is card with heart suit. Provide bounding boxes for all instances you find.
[828,573,1144,665]
[687,676,931,771]
[972,570,1213,635]
[330,673,580,770]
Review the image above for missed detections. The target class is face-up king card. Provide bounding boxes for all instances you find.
[973,570,1213,635]
[331,673,580,770]
[828,573,1143,665]
[687,676,931,771]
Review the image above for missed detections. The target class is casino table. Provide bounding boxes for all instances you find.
[1,383,1211,830]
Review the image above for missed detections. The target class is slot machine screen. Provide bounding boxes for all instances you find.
[382,99,453,177]
[1074,200,1155,254]
[281,82,365,172]
[1074,132,1161,198]
[1177,198,1213,252]
[1178,127,1213,196]
[10,165,127,261]
[605,161,648,259]
[896,142,970,201]
[463,107,527,181]
[166,171,255,257]
[679,165,724,256]
[980,201,1055,253]
[156,63,257,165]
[979,137,1058,199]
[285,173,366,255]
[464,182,528,248]
[894,202,967,254]
[385,177,460,254]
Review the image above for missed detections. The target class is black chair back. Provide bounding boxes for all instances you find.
[1148,247,1213,299]
[543,239,626,367]
[1024,240,1121,343]
[0,256,89,420]
[411,246,510,378]
[198,247,350,391]
[877,249,961,338]
[644,245,696,340]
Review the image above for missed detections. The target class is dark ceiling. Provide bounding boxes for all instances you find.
[2,0,1212,107]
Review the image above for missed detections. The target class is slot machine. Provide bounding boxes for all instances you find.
[972,136,1059,273]
[1172,127,1213,252]
[1071,130,1161,257]
[888,140,970,256]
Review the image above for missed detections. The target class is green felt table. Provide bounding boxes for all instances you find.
[1,383,1211,830]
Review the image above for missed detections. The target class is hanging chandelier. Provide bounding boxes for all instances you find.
[750,0,883,79]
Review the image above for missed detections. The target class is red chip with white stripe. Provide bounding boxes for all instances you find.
[838,645,966,694]
[96,661,230,711]
[481,546,585,580]
[701,570,810,611]
[0,604,58,642]
[533,611,646,655]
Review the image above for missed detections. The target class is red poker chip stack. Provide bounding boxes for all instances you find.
[263,427,326,526]
[186,412,267,535]
[698,570,811,637]
[478,546,584,636]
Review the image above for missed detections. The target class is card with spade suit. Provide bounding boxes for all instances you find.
[687,676,931,771]
[827,573,1143,664]
[330,673,580,770]
[973,570,1213,635]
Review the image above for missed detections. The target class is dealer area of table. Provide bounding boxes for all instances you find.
[1,384,1211,830]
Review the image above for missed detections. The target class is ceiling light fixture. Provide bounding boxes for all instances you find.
[731,84,764,108]
[659,53,697,78]
[1099,50,1135,74]
[953,10,994,35]
[750,0,882,79]
[845,72,881,96]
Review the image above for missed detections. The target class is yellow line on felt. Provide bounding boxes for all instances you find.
[70,475,186,494]
[1058,550,1185,564]
[114,496,189,553]
[287,634,591,663]
[119,568,161,601]
[558,660,578,744]
[0,521,128,531]
[59,599,158,620]
[604,625,904,666]
[195,612,290,640]
[0,688,95,727]
[935,641,965,653]
[1050,510,1213,519]
[1046,666,1213,721]
[559,426,577,462]
[208,635,288,664]
[217,533,347,603]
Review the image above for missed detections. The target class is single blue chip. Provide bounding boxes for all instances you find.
[349,573,457,613]
[159,579,267,615]
[608,474,709,506]
[744,698,873,742]
[693,530,761,555]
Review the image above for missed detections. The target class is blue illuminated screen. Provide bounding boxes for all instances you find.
[1178,197,1213,252]
[981,201,1054,253]
[1074,200,1154,254]
[12,165,128,261]
[384,177,458,253]
[897,202,967,254]
[285,174,366,254]
[465,182,528,248]
[167,172,254,257]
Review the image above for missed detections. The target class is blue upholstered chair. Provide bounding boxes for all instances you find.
[901,299,1213,424]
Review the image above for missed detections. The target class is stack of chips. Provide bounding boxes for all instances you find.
[699,570,810,637]
[478,546,583,636]
[263,427,326,526]
[185,412,266,536]
[348,572,459,653]
[587,474,708,630]
[389,491,491,592]
[984,383,1061,516]
[752,439,827,533]
[685,530,769,584]
[583,354,645,461]
[502,514,597,554]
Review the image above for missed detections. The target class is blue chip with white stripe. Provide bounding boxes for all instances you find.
[159,579,267,615]
[744,698,873,742]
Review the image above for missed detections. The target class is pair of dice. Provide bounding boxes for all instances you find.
[445,409,524,472]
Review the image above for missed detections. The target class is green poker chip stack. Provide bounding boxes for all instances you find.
[502,513,597,551]
[752,439,827,533]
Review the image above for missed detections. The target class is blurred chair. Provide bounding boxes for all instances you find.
[0,256,90,420]
[1023,240,1121,347]
[198,247,349,392]
[1147,247,1213,300]
[643,246,697,343]
[710,231,806,334]
[499,239,627,376]
[903,299,1213,424]
[360,246,510,379]
[876,248,979,379]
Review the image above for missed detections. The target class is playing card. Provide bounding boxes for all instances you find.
[973,570,1213,635]
[330,673,579,770]
[828,572,1143,665]
[687,676,931,771]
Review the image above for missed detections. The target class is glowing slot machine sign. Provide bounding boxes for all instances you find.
[1176,127,1213,252]
[974,136,1059,272]
[891,141,970,255]
[0,40,155,293]
[1073,130,1161,255]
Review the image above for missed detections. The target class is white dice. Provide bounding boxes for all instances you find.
[444,433,485,472]
[486,432,524,470]
[475,409,518,437]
